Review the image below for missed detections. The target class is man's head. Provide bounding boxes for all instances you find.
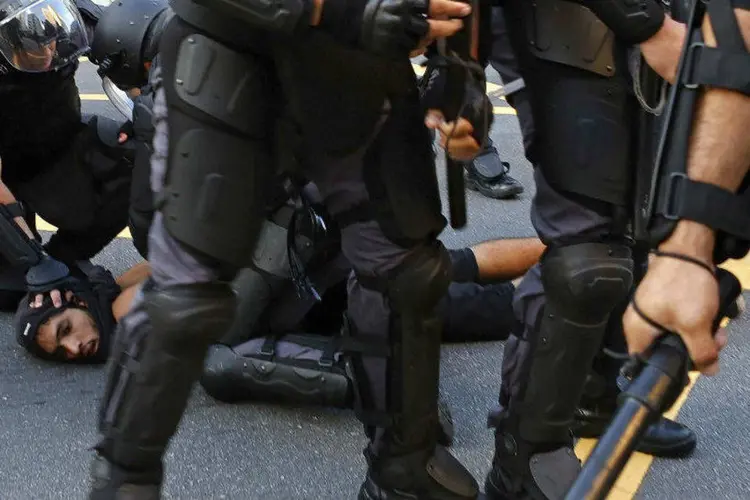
[14,289,102,362]
[0,0,88,73]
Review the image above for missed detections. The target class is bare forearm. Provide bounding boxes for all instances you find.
[115,261,151,289]
[472,237,545,281]
[661,11,750,261]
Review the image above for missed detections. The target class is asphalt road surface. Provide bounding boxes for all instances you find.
[1,60,749,500]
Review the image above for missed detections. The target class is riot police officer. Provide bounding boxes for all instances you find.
[86,0,491,499]
[481,1,705,498]
[0,0,135,307]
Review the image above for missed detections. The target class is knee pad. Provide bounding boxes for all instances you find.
[201,338,352,407]
[541,242,634,325]
[157,22,276,267]
[145,282,237,348]
[386,242,452,315]
[514,242,633,444]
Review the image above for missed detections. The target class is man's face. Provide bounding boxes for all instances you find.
[12,39,56,71]
[35,307,100,360]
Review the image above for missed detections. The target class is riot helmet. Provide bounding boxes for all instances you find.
[0,0,88,72]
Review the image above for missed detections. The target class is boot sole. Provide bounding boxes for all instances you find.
[484,475,512,500]
[359,481,487,500]
[466,178,524,200]
[574,426,697,458]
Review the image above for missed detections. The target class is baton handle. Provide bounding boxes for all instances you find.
[441,0,475,230]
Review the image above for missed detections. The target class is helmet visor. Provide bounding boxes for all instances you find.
[0,0,88,72]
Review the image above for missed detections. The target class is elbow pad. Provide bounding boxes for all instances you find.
[580,0,665,44]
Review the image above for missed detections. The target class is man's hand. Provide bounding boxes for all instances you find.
[640,15,687,84]
[30,289,74,309]
[425,110,480,161]
[623,222,726,375]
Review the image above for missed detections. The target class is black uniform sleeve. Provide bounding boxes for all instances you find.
[575,0,665,44]
[318,0,367,45]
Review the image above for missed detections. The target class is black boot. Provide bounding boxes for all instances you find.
[485,413,581,500]
[360,443,478,500]
[465,140,523,200]
[89,453,161,500]
[572,392,697,458]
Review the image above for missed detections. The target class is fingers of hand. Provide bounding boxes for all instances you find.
[426,18,464,40]
[428,0,472,17]
[438,117,474,138]
[440,135,479,161]
[118,133,128,144]
[65,290,74,302]
[32,294,43,308]
[425,110,445,129]
[50,289,62,308]
[684,325,720,375]
[622,303,661,355]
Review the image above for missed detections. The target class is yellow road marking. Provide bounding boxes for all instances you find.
[80,94,110,101]
[411,63,506,99]
[573,372,700,499]
[80,92,519,116]
[35,217,132,239]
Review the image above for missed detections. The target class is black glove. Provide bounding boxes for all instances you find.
[360,0,430,56]
[319,0,429,57]
[25,255,71,293]
[118,120,135,142]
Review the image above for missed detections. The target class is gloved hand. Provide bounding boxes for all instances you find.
[320,0,470,58]
[117,120,134,144]
[25,255,71,294]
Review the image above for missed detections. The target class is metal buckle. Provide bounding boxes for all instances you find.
[260,337,276,358]
[318,356,334,368]
[682,42,705,90]
[662,172,689,221]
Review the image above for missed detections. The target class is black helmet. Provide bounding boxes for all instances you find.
[90,0,171,89]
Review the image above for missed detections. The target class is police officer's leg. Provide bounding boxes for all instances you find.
[302,96,477,499]
[89,13,274,498]
[483,3,639,492]
[486,171,633,499]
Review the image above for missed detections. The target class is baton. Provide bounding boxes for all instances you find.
[438,0,478,229]
[565,267,742,500]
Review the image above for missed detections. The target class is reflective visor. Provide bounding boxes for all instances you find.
[0,0,88,72]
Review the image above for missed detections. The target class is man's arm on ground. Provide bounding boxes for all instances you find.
[115,261,151,289]
[471,237,545,282]
[112,262,151,321]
